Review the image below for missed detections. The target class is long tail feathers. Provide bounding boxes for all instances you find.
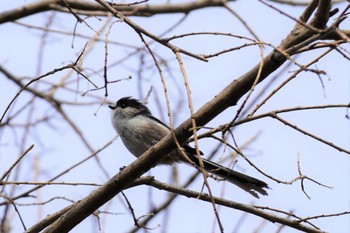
[187,154,269,198]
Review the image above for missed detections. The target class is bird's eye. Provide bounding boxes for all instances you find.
[120,103,127,108]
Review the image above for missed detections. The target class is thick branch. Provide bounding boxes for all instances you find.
[310,0,331,28]
[0,0,230,24]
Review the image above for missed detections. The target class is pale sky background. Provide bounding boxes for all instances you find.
[0,1,349,233]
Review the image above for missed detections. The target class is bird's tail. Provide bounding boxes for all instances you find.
[187,154,269,198]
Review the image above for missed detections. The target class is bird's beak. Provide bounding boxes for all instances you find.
[108,104,116,110]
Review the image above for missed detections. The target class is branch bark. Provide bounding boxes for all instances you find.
[0,0,230,24]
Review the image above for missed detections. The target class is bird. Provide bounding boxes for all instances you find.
[109,97,269,198]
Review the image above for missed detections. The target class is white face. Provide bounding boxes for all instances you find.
[109,97,151,121]
[110,104,142,121]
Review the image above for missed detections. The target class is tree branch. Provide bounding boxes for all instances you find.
[0,0,231,24]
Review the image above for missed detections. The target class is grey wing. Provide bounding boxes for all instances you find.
[121,115,170,157]
[138,120,170,148]
[137,120,183,164]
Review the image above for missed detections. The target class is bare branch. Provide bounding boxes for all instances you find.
[0,0,231,24]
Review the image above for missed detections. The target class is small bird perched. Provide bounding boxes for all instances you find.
[109,97,269,198]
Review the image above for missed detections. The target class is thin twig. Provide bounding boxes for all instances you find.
[0,144,34,181]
